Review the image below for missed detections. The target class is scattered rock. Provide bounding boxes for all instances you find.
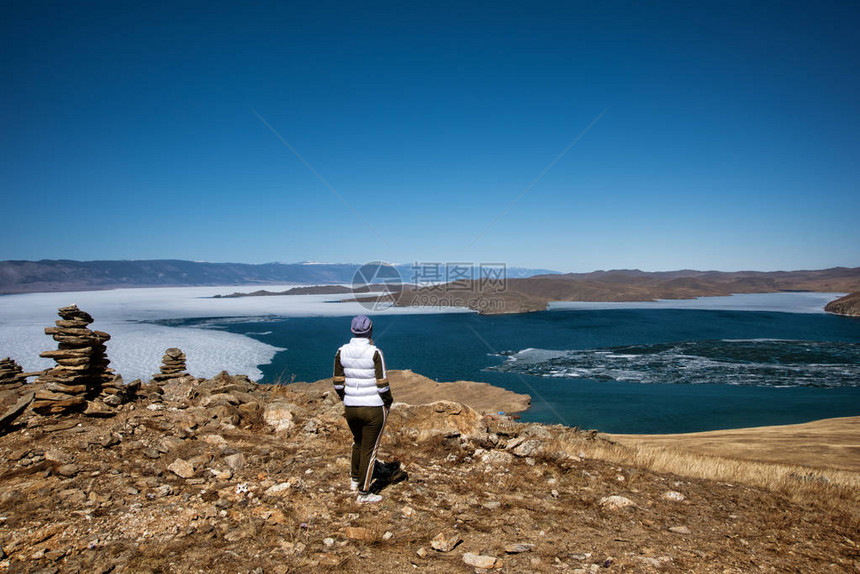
[303,419,318,434]
[599,496,635,510]
[505,543,534,554]
[481,450,514,466]
[663,491,685,502]
[44,549,65,561]
[668,526,691,535]
[154,484,174,497]
[100,434,120,448]
[224,527,253,542]
[224,452,246,471]
[83,399,116,417]
[264,482,292,496]
[263,403,295,432]
[510,439,545,457]
[143,448,161,459]
[637,556,672,568]
[44,449,71,464]
[167,458,195,479]
[56,464,80,477]
[463,552,502,569]
[200,434,228,449]
[212,468,233,480]
[159,436,185,451]
[0,391,34,430]
[201,393,239,408]
[345,526,374,541]
[430,530,462,552]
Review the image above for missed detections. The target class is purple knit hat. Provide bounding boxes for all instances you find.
[350,315,373,336]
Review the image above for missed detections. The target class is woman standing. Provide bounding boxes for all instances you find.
[332,315,393,503]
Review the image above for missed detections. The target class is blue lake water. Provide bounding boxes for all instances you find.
[198,308,860,434]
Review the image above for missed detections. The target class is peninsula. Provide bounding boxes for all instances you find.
[825,292,860,317]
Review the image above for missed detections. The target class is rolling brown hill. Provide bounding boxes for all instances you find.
[825,292,860,317]
[395,267,860,314]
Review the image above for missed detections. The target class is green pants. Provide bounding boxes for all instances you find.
[345,405,388,493]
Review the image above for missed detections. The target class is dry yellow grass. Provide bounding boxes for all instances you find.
[608,415,860,472]
[561,418,860,525]
[560,440,860,538]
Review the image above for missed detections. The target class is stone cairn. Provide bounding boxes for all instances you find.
[33,305,115,414]
[0,357,26,390]
[1,357,34,428]
[152,348,191,383]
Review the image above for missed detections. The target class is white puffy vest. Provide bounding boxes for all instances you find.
[340,338,385,407]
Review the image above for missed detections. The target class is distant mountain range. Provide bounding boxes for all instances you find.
[0,259,559,294]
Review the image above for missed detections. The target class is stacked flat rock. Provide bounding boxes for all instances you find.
[1,357,34,429]
[0,357,26,390]
[32,305,115,414]
[152,348,191,383]
[93,373,139,410]
[99,374,124,405]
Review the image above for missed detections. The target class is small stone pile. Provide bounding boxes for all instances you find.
[33,305,115,414]
[152,347,191,383]
[0,357,26,390]
[99,374,134,407]
[1,356,35,428]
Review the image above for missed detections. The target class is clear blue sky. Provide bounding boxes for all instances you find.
[1,1,858,272]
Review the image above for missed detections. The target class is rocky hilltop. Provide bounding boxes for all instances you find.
[3,373,859,572]
[825,292,860,317]
[0,307,858,572]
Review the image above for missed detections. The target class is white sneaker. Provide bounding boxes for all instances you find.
[357,493,382,504]
[350,479,359,492]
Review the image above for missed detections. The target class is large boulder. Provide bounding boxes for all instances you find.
[387,400,484,441]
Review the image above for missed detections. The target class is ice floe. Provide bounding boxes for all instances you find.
[548,292,846,314]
